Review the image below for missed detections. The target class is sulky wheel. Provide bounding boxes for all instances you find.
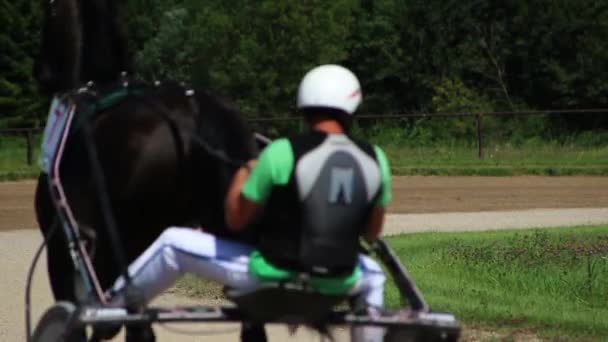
[31,301,83,342]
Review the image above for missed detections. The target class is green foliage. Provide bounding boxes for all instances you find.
[347,0,408,113]
[131,0,355,115]
[0,0,44,128]
[422,79,493,141]
[133,7,194,82]
[2,0,608,133]
[431,79,493,114]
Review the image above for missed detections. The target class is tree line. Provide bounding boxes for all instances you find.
[1,0,607,134]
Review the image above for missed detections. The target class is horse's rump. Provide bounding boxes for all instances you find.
[38,80,256,297]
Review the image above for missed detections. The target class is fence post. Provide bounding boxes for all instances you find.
[25,129,33,165]
[476,113,484,159]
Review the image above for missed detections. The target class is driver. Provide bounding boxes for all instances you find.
[109,64,391,342]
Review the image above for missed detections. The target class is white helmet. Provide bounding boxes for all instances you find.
[297,64,362,115]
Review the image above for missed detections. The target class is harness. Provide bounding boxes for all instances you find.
[38,77,252,304]
[69,80,146,135]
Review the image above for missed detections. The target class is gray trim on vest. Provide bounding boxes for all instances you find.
[295,135,381,202]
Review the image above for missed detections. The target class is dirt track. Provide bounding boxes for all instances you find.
[2,176,608,231]
[388,176,608,213]
[1,177,608,341]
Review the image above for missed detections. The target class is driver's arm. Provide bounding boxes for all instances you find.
[364,146,392,242]
[225,161,260,231]
[365,206,386,242]
[225,139,293,232]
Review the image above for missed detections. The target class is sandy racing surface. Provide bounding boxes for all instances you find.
[3,176,608,232]
[1,176,608,341]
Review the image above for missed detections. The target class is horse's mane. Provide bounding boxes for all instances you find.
[78,0,132,83]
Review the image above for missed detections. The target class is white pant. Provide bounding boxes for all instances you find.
[110,227,386,341]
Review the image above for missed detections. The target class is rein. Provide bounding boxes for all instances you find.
[143,84,258,170]
[182,86,255,169]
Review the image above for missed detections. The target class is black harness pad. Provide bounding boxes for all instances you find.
[299,151,372,274]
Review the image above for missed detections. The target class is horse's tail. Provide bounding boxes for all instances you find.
[310,322,335,341]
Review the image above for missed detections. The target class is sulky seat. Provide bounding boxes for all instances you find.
[224,281,347,323]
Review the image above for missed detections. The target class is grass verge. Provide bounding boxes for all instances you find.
[3,146,608,179]
[175,226,608,340]
[0,134,40,180]
[385,226,608,340]
[0,170,40,181]
[2,134,608,179]
[383,144,608,176]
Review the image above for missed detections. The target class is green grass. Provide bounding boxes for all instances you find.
[384,226,608,340]
[353,121,608,175]
[383,144,608,176]
[174,226,608,340]
[2,129,608,178]
[0,135,40,180]
[2,142,608,178]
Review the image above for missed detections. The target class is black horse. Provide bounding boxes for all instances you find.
[34,0,262,340]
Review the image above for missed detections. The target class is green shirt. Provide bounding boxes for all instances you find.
[242,137,392,206]
[241,136,392,294]
[248,251,362,295]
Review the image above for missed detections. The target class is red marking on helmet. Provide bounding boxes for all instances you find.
[348,89,361,99]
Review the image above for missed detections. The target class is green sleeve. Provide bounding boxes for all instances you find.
[374,145,392,207]
[241,138,294,203]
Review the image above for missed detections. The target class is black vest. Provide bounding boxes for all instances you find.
[257,132,382,276]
